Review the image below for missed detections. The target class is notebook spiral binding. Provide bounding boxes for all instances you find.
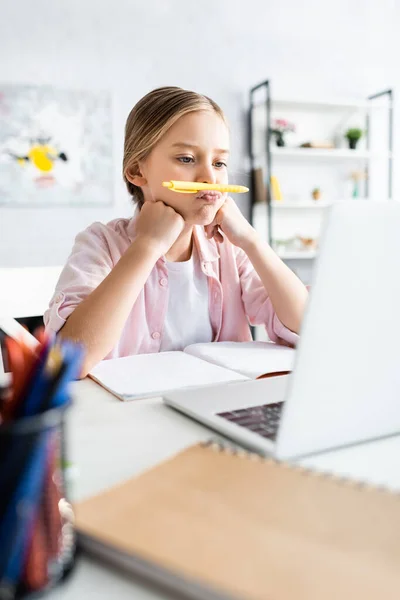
[201,439,400,499]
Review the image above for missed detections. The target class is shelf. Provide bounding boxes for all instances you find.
[266,98,391,110]
[276,251,317,260]
[270,147,385,160]
[253,201,330,212]
[254,199,389,211]
[270,201,330,209]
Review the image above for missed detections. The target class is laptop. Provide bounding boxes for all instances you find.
[164,201,400,460]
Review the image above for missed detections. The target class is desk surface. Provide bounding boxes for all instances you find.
[53,378,400,600]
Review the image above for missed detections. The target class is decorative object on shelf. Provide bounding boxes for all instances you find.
[270,118,295,147]
[299,236,318,251]
[273,237,296,255]
[273,235,318,256]
[252,167,267,203]
[345,127,363,150]
[270,175,283,201]
[311,187,322,201]
[349,170,366,198]
[300,141,335,149]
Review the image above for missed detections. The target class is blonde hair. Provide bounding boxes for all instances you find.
[123,86,226,208]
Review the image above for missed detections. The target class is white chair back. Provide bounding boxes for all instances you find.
[0,266,63,319]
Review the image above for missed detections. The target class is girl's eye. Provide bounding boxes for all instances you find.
[178,156,194,164]
[214,161,227,168]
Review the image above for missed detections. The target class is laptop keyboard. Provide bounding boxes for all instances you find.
[216,401,284,441]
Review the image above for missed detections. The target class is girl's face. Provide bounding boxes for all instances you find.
[138,110,229,226]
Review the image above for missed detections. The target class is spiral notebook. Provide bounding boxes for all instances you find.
[75,442,400,600]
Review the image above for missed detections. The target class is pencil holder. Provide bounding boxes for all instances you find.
[0,403,76,599]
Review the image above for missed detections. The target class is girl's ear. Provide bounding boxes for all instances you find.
[125,166,147,188]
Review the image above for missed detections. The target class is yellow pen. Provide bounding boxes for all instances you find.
[162,180,249,194]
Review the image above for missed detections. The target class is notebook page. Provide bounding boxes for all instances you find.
[184,341,295,379]
[89,351,248,401]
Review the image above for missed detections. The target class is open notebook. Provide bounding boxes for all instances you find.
[76,442,400,600]
[88,341,295,401]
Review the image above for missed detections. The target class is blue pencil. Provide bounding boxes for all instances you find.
[0,430,50,596]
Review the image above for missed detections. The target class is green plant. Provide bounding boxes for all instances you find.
[345,128,363,142]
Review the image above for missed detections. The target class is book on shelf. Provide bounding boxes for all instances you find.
[300,141,335,149]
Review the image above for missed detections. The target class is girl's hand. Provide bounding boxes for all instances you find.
[204,196,257,250]
[134,200,185,257]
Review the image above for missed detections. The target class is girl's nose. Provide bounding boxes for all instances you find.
[196,164,215,184]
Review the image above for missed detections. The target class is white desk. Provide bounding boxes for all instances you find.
[53,378,400,600]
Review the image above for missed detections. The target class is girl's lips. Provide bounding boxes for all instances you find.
[195,190,222,203]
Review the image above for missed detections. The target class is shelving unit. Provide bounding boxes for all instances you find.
[248,81,394,278]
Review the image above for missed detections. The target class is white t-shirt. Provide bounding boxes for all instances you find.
[160,246,213,352]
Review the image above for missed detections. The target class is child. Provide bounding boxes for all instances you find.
[44,86,308,377]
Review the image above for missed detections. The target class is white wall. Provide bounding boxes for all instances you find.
[1,0,399,266]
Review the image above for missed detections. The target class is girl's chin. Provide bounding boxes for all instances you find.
[186,204,220,226]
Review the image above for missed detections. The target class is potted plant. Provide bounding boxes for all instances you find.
[345,128,363,150]
[311,187,321,201]
[270,118,296,147]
